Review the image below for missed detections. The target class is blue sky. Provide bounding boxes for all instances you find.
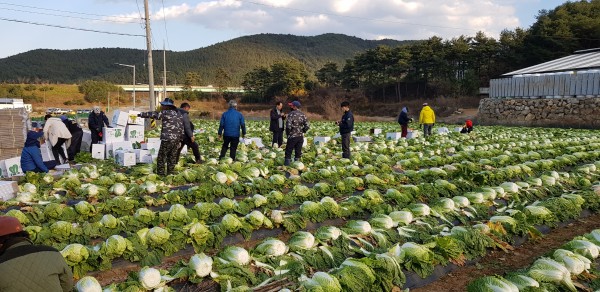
[0,0,568,58]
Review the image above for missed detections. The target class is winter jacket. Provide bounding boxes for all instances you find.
[88,112,110,132]
[286,109,309,138]
[178,108,193,138]
[339,110,354,134]
[63,119,83,134]
[398,107,411,125]
[218,108,246,137]
[0,239,73,292]
[269,107,285,131]
[21,146,48,173]
[139,109,184,142]
[419,106,436,124]
[43,117,72,147]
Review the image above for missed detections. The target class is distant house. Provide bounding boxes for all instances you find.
[489,48,600,99]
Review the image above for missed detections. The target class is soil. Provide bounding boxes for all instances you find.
[412,212,600,292]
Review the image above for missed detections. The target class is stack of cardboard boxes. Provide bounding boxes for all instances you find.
[0,108,28,178]
[92,110,153,166]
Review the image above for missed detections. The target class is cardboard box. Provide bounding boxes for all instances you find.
[147,138,161,143]
[140,154,154,164]
[115,151,136,167]
[127,111,145,125]
[110,141,134,158]
[55,164,71,171]
[370,128,382,135]
[407,131,420,139]
[91,144,105,160]
[103,127,126,143]
[313,136,331,145]
[81,130,92,152]
[353,136,372,142]
[386,132,402,140]
[0,181,18,201]
[133,149,150,163]
[1,157,23,177]
[0,160,4,178]
[125,125,145,143]
[41,142,68,162]
[141,141,160,157]
[111,110,129,127]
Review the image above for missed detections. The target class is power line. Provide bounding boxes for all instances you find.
[238,0,479,32]
[0,17,145,37]
[161,0,171,50]
[0,1,138,20]
[0,7,139,24]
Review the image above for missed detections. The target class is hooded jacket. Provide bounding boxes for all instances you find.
[398,107,410,125]
[43,117,72,147]
[20,131,49,173]
[0,239,73,292]
[419,106,436,124]
[88,111,110,132]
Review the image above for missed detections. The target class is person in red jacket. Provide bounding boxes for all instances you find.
[461,119,473,133]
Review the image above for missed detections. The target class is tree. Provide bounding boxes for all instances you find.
[315,62,340,87]
[182,72,201,90]
[78,80,122,103]
[268,60,309,98]
[214,68,231,95]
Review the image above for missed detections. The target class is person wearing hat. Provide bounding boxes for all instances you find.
[138,98,184,176]
[269,101,286,148]
[88,106,110,150]
[218,100,246,160]
[419,102,436,138]
[0,216,73,291]
[61,115,83,162]
[397,106,413,138]
[284,100,309,165]
[177,102,203,163]
[20,128,57,173]
[336,101,354,159]
[43,114,72,165]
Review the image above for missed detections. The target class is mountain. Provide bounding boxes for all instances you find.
[0,33,414,85]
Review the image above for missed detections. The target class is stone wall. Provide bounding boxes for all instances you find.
[477,97,600,128]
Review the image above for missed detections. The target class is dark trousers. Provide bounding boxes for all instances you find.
[272,128,284,147]
[423,124,433,137]
[285,136,304,160]
[90,129,102,151]
[52,138,68,164]
[341,132,351,159]
[68,131,83,161]
[219,136,240,160]
[177,136,201,162]
[157,140,180,176]
[401,124,408,138]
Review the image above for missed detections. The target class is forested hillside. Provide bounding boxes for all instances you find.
[0,33,413,85]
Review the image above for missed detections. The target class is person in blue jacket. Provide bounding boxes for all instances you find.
[20,129,57,173]
[218,100,246,160]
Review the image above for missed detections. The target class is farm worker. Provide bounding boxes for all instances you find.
[138,98,184,176]
[20,129,57,173]
[0,216,73,292]
[218,100,246,161]
[397,106,413,138]
[60,115,83,162]
[269,101,286,148]
[336,101,354,159]
[284,100,309,166]
[87,106,110,150]
[177,102,203,163]
[461,119,474,134]
[419,103,436,138]
[43,114,71,165]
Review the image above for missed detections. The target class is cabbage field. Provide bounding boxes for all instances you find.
[3,120,600,292]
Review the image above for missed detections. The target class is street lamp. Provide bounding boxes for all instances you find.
[115,63,136,110]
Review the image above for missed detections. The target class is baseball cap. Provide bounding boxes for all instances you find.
[291,101,301,107]
[160,98,175,106]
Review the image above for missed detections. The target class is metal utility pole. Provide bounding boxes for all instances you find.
[115,63,136,109]
[144,0,156,110]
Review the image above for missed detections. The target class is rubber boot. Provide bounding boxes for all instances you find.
[284,158,291,166]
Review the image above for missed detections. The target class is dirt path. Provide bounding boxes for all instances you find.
[412,212,600,292]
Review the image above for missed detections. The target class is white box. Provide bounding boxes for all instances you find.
[353,136,372,142]
[55,164,71,170]
[115,151,136,167]
[2,157,23,177]
[0,160,5,178]
[111,110,129,127]
[146,138,161,143]
[81,130,92,152]
[407,131,420,139]
[133,149,150,163]
[103,127,126,143]
[140,154,154,164]
[437,127,450,135]
[41,141,68,162]
[371,128,382,135]
[314,136,331,145]
[127,111,145,125]
[91,144,105,160]
[125,125,145,143]
[141,141,161,157]
[386,132,402,140]
[455,127,463,132]
[110,141,134,158]
[0,181,18,201]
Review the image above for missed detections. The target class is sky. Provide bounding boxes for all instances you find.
[0,0,568,58]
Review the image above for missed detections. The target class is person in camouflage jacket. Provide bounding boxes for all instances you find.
[284,101,309,165]
[139,98,184,175]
